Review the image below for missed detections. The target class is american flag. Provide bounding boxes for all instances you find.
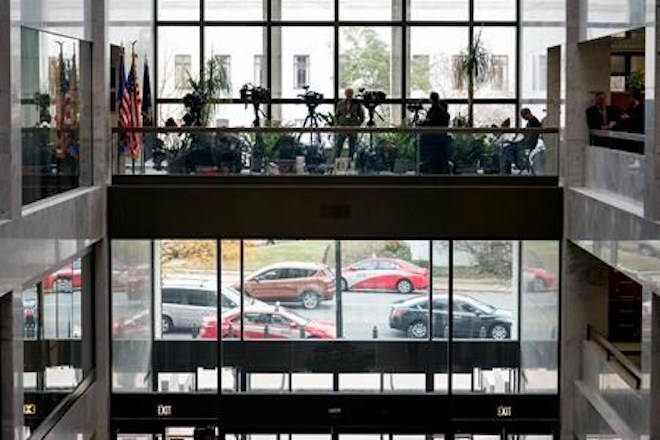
[55,42,72,159]
[119,46,143,160]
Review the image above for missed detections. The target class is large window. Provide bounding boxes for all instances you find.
[154,0,526,128]
[21,28,92,205]
[23,255,94,436]
[111,239,559,396]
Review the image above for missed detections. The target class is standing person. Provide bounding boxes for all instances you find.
[420,92,451,174]
[335,87,365,159]
[423,92,450,127]
[586,92,618,130]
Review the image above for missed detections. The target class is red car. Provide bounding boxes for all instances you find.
[42,260,82,292]
[523,267,558,291]
[198,305,335,339]
[340,257,429,294]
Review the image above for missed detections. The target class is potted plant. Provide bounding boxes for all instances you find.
[452,30,492,127]
[167,57,231,173]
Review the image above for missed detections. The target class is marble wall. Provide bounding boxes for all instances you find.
[585,146,645,208]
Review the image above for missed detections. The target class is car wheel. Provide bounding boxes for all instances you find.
[490,324,509,340]
[406,320,428,338]
[532,277,546,292]
[340,277,348,292]
[640,245,655,257]
[396,279,413,294]
[301,291,320,309]
[162,315,174,334]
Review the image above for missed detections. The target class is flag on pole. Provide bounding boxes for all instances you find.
[55,42,72,160]
[127,45,142,160]
[117,47,129,155]
[141,56,154,162]
[142,57,153,127]
[68,48,80,158]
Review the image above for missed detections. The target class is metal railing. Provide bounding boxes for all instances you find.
[589,129,645,154]
[586,325,641,389]
[111,126,559,178]
[28,369,96,439]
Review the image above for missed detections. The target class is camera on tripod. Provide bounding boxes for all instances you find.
[298,85,324,110]
[239,83,271,107]
[357,88,387,109]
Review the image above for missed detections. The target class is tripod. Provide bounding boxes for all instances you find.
[250,101,268,172]
[365,103,383,152]
[300,103,329,146]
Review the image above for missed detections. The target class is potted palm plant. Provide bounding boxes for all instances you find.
[452,30,492,127]
[168,57,232,173]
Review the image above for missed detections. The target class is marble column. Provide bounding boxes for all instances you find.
[1,291,24,440]
[644,1,660,221]
[641,289,660,439]
[0,0,22,220]
[562,0,611,189]
[560,241,610,439]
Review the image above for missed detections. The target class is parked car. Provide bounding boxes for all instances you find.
[341,257,429,294]
[389,294,513,339]
[42,259,82,292]
[523,267,558,292]
[198,304,335,339]
[161,281,264,334]
[240,262,335,309]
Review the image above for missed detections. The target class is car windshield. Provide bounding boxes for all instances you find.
[465,297,497,313]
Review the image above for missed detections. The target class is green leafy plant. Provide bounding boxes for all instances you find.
[628,70,645,95]
[377,122,417,161]
[187,56,231,126]
[452,30,492,126]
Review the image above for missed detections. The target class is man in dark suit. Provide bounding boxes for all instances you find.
[586,92,618,130]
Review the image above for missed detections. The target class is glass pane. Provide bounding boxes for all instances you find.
[472,103,516,128]
[157,0,200,20]
[21,28,90,205]
[241,240,337,340]
[42,261,82,340]
[112,240,153,392]
[474,27,517,99]
[205,27,267,98]
[155,240,217,340]
[520,241,559,393]
[23,287,39,340]
[521,0,564,21]
[520,27,563,101]
[452,241,517,341]
[474,0,516,21]
[339,240,430,340]
[157,26,200,99]
[276,27,334,99]
[339,27,396,97]
[339,0,399,21]
[409,0,468,21]
[408,27,469,99]
[277,0,334,20]
[291,373,333,391]
[206,0,264,21]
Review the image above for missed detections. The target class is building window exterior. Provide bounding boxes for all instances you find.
[254,54,265,86]
[293,54,310,89]
[214,54,232,84]
[491,55,509,91]
[532,54,547,92]
[174,54,192,89]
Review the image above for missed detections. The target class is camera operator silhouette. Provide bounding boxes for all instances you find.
[419,92,451,174]
[335,87,365,160]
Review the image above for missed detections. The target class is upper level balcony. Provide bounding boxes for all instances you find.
[110,125,559,185]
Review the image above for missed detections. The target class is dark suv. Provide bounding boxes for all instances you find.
[389,294,513,339]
